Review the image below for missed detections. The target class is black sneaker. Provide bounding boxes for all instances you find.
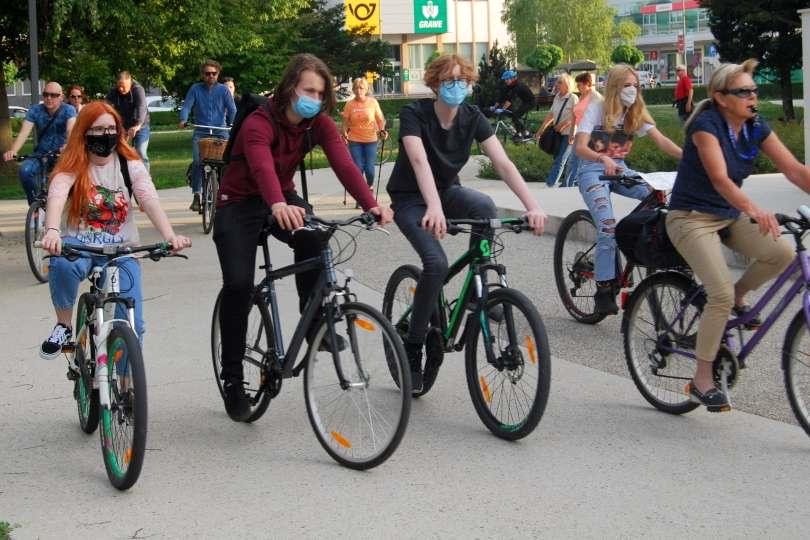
[222,378,251,421]
[686,381,731,413]
[404,341,424,394]
[732,305,762,329]
[189,193,201,213]
[594,283,619,315]
[311,333,347,353]
[40,323,72,360]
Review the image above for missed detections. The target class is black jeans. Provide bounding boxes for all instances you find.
[213,194,315,381]
[510,103,532,133]
[391,185,496,345]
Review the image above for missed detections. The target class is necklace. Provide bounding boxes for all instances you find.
[726,120,759,161]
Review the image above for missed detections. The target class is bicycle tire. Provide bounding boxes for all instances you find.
[783,309,810,437]
[553,210,605,324]
[304,302,411,470]
[381,264,443,397]
[99,322,147,490]
[74,293,100,434]
[25,199,49,283]
[211,289,273,422]
[623,272,700,415]
[465,287,551,440]
[202,166,218,234]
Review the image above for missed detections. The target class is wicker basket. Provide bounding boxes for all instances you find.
[198,137,227,161]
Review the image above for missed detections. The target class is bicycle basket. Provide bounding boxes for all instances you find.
[615,207,686,269]
[198,137,227,161]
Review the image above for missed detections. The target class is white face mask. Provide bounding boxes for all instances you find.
[619,86,637,107]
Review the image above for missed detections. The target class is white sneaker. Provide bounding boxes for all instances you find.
[40,323,72,360]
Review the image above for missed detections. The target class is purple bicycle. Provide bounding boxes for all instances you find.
[622,206,810,435]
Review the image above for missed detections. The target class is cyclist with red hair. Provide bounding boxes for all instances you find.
[38,101,191,359]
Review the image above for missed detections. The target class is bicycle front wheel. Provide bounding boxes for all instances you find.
[211,289,273,422]
[623,272,700,414]
[25,199,48,283]
[553,210,604,324]
[74,293,99,434]
[99,322,146,490]
[465,288,551,440]
[202,166,218,234]
[304,302,411,470]
[783,309,810,437]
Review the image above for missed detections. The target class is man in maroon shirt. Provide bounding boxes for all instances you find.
[674,64,693,123]
[213,54,393,421]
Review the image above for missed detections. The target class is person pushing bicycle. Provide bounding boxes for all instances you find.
[387,53,547,392]
[666,59,810,411]
[38,101,191,359]
[213,53,393,422]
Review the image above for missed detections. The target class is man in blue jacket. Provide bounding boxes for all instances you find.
[179,59,236,212]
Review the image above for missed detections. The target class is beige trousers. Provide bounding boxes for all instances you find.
[666,210,793,361]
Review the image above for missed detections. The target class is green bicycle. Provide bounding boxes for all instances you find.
[382,217,551,440]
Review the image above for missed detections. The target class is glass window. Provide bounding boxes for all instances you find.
[474,42,488,66]
[408,43,437,69]
[458,42,473,63]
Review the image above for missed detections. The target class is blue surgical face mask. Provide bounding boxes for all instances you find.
[438,83,468,107]
[293,92,322,119]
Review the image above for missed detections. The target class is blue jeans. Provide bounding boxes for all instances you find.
[132,124,151,171]
[348,141,378,187]
[546,137,572,187]
[561,154,580,188]
[19,154,57,204]
[191,128,229,194]
[49,237,145,338]
[577,161,651,282]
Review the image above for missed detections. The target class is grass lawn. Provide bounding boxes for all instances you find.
[0,102,804,199]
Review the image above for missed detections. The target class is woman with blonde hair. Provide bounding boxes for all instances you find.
[537,73,578,187]
[667,59,810,411]
[341,77,387,195]
[38,101,191,359]
[573,63,682,316]
[387,53,547,391]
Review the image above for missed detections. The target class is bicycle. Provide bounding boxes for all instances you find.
[43,241,184,489]
[210,212,411,470]
[489,110,534,145]
[382,217,551,440]
[553,172,675,324]
[17,150,60,283]
[189,123,230,234]
[621,206,810,434]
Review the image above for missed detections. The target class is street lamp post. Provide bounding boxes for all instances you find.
[28,0,39,107]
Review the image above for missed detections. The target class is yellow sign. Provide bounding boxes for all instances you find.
[345,0,381,35]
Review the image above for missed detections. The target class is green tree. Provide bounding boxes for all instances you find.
[701,0,803,121]
[613,20,641,46]
[610,44,644,66]
[474,42,510,110]
[524,44,563,87]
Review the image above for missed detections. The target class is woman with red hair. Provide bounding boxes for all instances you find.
[38,101,191,359]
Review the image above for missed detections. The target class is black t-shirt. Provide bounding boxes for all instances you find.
[387,99,493,195]
[499,81,534,109]
[106,81,149,129]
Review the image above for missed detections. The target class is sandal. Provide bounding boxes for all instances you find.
[685,381,731,413]
[732,305,762,329]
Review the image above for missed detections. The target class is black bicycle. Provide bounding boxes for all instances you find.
[17,151,59,283]
[210,212,411,470]
[190,124,230,234]
[382,217,551,440]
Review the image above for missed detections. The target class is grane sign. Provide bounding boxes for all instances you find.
[414,0,447,34]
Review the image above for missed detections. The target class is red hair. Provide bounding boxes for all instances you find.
[52,101,139,226]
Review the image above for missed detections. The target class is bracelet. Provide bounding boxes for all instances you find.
[46,227,60,234]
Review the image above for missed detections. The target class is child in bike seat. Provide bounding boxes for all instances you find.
[39,101,191,359]
[213,53,393,421]
[573,64,682,316]
[666,59,810,411]
[386,53,547,393]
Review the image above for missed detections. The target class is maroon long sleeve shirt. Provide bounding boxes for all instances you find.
[218,99,377,210]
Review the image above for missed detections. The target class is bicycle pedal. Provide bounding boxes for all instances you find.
[66,366,80,381]
[61,343,76,354]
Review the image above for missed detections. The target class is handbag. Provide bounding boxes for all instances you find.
[537,97,570,155]
[615,207,686,269]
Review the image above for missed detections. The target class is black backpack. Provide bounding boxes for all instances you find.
[223,94,313,202]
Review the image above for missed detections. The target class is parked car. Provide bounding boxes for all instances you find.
[8,105,28,119]
[146,96,180,112]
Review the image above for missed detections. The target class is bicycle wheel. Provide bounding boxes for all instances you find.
[99,322,146,490]
[783,309,810,437]
[211,289,273,422]
[25,199,49,283]
[381,264,443,397]
[202,166,218,234]
[304,302,410,470]
[73,293,99,434]
[553,210,604,323]
[465,287,551,440]
[623,272,700,414]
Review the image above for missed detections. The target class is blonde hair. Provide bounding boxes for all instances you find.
[685,58,759,129]
[556,73,575,95]
[601,64,654,135]
[352,77,371,96]
[423,54,478,92]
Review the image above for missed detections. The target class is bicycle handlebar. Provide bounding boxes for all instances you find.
[14,150,60,162]
[447,217,530,235]
[598,174,645,188]
[35,241,187,261]
[187,123,231,131]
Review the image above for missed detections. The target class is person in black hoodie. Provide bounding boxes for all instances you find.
[106,71,151,170]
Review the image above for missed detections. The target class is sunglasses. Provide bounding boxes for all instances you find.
[69,94,82,99]
[42,92,61,99]
[721,87,758,98]
[204,71,218,76]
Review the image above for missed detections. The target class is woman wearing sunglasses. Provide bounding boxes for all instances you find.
[666,59,810,411]
[387,53,547,391]
[67,85,86,114]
